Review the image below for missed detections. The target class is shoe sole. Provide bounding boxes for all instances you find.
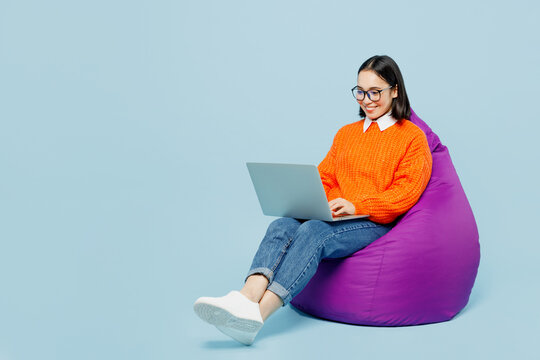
[216,325,256,346]
[193,302,263,333]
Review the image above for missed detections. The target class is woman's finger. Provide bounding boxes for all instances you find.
[335,206,352,216]
[329,198,343,206]
[331,204,343,211]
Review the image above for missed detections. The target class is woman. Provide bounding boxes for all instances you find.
[193,55,432,345]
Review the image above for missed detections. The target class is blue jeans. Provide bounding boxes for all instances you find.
[246,217,394,305]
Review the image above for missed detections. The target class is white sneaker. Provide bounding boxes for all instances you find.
[193,290,264,345]
[215,325,258,346]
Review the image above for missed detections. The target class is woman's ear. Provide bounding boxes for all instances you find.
[392,85,398,99]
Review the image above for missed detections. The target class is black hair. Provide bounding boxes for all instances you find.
[357,55,411,120]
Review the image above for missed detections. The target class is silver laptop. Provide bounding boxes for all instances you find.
[246,162,369,222]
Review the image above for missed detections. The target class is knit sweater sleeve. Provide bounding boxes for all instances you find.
[317,129,343,201]
[352,132,433,224]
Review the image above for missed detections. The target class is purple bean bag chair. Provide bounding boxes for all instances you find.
[290,109,480,326]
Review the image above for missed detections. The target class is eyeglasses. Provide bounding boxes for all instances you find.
[351,85,394,102]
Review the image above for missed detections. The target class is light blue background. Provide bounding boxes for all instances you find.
[1,0,539,359]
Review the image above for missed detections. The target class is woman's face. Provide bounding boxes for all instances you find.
[356,70,398,120]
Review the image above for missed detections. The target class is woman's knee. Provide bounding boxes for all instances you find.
[284,220,333,259]
[295,220,331,240]
[265,217,302,238]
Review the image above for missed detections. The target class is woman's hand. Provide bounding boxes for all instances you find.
[328,198,356,217]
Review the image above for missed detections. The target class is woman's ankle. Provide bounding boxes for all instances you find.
[240,275,269,303]
[259,290,283,321]
[240,288,261,303]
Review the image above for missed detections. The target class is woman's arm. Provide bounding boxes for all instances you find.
[317,130,343,201]
[351,133,433,224]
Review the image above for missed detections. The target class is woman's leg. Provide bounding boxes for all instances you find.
[194,217,392,343]
[266,218,393,307]
[193,217,302,345]
[239,217,303,320]
[244,217,392,321]
[240,217,305,319]
[244,217,304,289]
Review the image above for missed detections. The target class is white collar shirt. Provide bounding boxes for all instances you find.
[363,111,398,133]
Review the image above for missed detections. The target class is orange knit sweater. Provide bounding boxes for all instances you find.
[318,119,432,224]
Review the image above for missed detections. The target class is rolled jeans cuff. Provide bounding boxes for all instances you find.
[245,267,274,283]
[267,281,290,306]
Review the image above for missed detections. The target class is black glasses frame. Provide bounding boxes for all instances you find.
[351,85,394,101]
